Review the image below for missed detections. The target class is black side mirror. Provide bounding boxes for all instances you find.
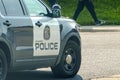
[52,4,61,18]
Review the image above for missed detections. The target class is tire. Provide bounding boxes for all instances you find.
[0,49,7,80]
[51,40,81,78]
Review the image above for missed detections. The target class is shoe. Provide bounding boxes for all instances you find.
[95,20,106,26]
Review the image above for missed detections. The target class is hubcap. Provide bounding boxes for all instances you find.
[66,54,72,65]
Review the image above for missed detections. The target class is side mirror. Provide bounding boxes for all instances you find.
[52,4,61,18]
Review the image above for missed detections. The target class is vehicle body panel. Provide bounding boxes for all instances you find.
[0,0,81,71]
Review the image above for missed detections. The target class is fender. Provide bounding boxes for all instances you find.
[0,35,14,68]
[52,18,81,67]
[54,30,81,66]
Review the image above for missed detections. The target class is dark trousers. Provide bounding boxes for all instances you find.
[73,0,98,22]
[48,0,57,6]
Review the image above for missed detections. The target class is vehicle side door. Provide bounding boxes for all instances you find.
[1,0,33,64]
[23,0,61,59]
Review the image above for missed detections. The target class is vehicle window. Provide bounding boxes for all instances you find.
[0,0,6,15]
[2,0,24,16]
[23,0,48,16]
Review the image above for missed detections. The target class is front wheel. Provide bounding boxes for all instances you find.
[51,40,81,78]
[0,49,7,80]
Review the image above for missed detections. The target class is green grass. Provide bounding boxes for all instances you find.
[44,0,120,25]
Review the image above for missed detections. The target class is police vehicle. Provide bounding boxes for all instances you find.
[0,0,81,80]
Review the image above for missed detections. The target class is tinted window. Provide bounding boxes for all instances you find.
[0,0,6,15]
[23,0,48,16]
[3,0,24,16]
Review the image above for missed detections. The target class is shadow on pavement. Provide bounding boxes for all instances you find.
[6,70,83,80]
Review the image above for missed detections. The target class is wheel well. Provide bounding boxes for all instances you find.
[68,36,80,45]
[0,42,11,68]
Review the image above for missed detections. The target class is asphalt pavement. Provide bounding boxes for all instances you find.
[79,25,120,80]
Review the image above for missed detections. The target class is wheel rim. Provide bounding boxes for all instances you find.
[0,58,3,79]
[64,48,77,71]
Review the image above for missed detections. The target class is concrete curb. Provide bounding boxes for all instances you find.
[91,75,120,80]
[79,25,120,32]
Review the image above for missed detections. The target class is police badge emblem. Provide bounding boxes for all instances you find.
[44,25,50,40]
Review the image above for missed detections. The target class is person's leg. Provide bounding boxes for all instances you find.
[73,0,84,21]
[85,0,99,22]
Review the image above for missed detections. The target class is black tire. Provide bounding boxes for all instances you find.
[51,40,81,78]
[0,49,7,80]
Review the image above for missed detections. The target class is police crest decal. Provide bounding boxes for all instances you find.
[44,25,50,40]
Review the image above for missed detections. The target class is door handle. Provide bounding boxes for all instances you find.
[35,21,42,27]
[3,20,11,26]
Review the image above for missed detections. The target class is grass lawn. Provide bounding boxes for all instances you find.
[44,0,120,25]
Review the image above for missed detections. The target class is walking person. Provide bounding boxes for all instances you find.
[73,0,105,25]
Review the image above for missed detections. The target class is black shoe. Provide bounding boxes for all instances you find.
[95,20,106,26]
